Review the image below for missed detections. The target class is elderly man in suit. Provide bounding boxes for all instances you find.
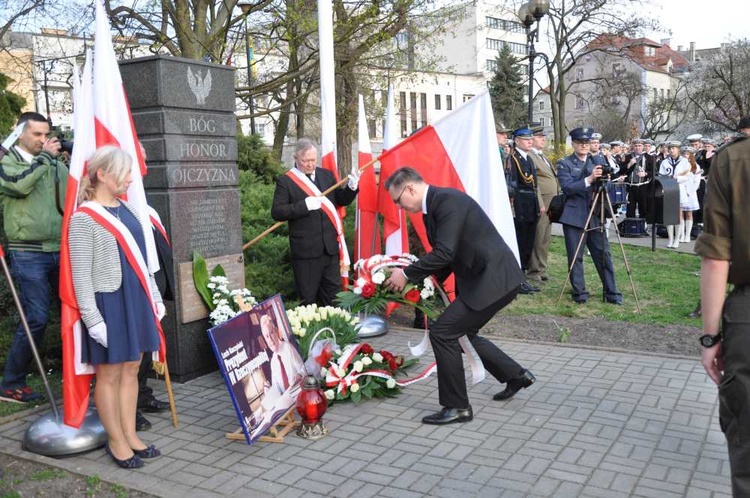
[557,128,622,305]
[383,167,535,425]
[271,139,359,306]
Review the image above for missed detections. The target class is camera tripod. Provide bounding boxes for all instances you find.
[556,181,641,312]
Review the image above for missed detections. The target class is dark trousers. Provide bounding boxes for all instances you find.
[719,286,750,497]
[562,224,621,303]
[695,180,706,225]
[137,354,155,405]
[514,219,538,271]
[429,288,524,408]
[626,184,649,219]
[292,253,340,306]
[1,251,60,390]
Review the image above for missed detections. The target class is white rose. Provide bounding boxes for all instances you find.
[421,289,431,300]
[372,272,386,284]
[321,367,329,377]
[361,356,372,366]
[350,382,360,393]
[337,367,347,378]
[372,353,383,362]
[386,378,396,389]
[325,389,335,400]
[353,287,363,295]
[353,361,364,373]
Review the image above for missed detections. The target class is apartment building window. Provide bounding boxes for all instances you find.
[576,68,584,81]
[487,38,528,55]
[446,95,453,110]
[435,94,441,110]
[486,59,498,72]
[463,94,474,103]
[667,89,671,99]
[538,100,545,110]
[400,91,407,137]
[645,46,655,56]
[539,118,545,126]
[485,16,524,33]
[487,38,501,50]
[661,88,665,99]
[420,93,427,126]
[575,95,585,110]
[612,62,623,78]
[653,88,658,100]
[410,92,418,132]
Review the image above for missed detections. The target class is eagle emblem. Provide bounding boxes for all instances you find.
[187,67,212,105]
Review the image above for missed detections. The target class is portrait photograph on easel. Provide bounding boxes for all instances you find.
[207,295,305,445]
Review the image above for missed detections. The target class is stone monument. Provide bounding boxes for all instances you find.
[120,55,244,382]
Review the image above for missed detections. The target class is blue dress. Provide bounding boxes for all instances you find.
[81,204,160,365]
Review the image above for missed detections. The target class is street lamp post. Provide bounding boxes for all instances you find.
[518,0,549,124]
[238,0,256,135]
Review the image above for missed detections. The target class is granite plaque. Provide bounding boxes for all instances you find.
[132,109,235,137]
[177,254,245,324]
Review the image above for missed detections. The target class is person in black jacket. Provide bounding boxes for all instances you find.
[271,139,358,306]
[383,167,535,425]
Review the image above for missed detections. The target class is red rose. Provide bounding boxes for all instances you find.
[362,282,376,298]
[360,343,374,355]
[388,358,398,372]
[404,288,420,303]
[380,350,394,362]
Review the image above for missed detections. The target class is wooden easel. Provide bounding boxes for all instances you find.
[225,407,300,444]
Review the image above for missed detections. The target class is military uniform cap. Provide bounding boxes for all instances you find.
[701,137,716,145]
[686,133,703,142]
[531,125,546,135]
[495,122,512,133]
[644,139,654,145]
[738,116,750,130]
[632,138,645,144]
[569,127,594,141]
[610,140,624,147]
[600,142,611,149]
[591,133,603,140]
[666,140,682,147]
[513,127,534,139]
[681,145,695,153]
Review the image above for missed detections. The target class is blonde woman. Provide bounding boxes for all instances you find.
[69,145,164,469]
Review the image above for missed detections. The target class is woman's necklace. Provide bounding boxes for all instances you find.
[103,202,121,220]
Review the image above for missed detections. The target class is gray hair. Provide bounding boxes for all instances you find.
[295,138,318,156]
[383,166,424,190]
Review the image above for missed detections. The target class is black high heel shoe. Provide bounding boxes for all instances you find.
[105,443,144,469]
[132,444,161,459]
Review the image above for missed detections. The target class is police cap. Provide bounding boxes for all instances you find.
[569,127,594,141]
[513,127,534,139]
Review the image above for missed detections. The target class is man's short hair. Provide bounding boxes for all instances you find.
[294,138,318,156]
[384,167,424,190]
[17,112,48,126]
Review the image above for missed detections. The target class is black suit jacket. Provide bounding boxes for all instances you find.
[271,167,357,259]
[403,187,524,311]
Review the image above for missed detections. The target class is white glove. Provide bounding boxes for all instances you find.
[347,170,361,190]
[305,196,322,211]
[156,302,166,321]
[89,322,108,348]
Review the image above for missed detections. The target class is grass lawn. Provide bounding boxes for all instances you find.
[505,235,702,327]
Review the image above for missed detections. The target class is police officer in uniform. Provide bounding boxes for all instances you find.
[694,132,750,497]
[506,127,541,294]
[557,127,622,305]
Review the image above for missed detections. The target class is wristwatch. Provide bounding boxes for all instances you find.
[699,334,722,348]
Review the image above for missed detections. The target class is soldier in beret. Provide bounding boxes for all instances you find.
[695,131,750,496]
[556,127,622,305]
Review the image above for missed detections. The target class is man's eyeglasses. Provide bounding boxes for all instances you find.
[573,141,591,146]
[393,184,410,207]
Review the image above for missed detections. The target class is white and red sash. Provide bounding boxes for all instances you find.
[286,168,350,277]
[147,205,171,246]
[77,202,167,364]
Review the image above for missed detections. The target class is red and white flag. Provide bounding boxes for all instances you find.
[376,90,519,263]
[60,49,96,428]
[61,0,166,428]
[354,94,380,266]
[381,84,409,255]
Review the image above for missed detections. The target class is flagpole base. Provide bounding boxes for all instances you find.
[355,314,388,338]
[23,407,107,457]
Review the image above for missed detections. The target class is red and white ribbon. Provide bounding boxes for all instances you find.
[409,329,485,385]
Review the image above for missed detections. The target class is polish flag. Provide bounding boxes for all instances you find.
[376,90,519,264]
[354,94,380,266]
[317,0,344,219]
[60,50,96,428]
[381,84,408,255]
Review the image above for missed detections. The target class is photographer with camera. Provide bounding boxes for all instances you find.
[557,127,622,305]
[0,112,68,402]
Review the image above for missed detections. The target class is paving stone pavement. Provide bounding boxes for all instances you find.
[0,329,731,498]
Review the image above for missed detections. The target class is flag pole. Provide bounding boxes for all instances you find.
[241,156,380,250]
[162,360,179,428]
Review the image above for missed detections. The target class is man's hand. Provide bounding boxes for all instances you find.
[348,169,361,190]
[701,343,724,385]
[88,322,108,348]
[587,165,603,184]
[305,196,322,211]
[384,268,408,292]
[637,170,646,178]
[540,206,547,214]
[43,138,61,156]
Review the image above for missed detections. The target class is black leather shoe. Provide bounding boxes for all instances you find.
[135,411,151,432]
[421,406,473,425]
[519,281,539,294]
[494,370,536,401]
[138,397,170,413]
[606,299,623,306]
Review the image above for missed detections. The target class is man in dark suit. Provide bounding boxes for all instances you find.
[271,139,358,306]
[383,167,535,425]
[557,128,622,305]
